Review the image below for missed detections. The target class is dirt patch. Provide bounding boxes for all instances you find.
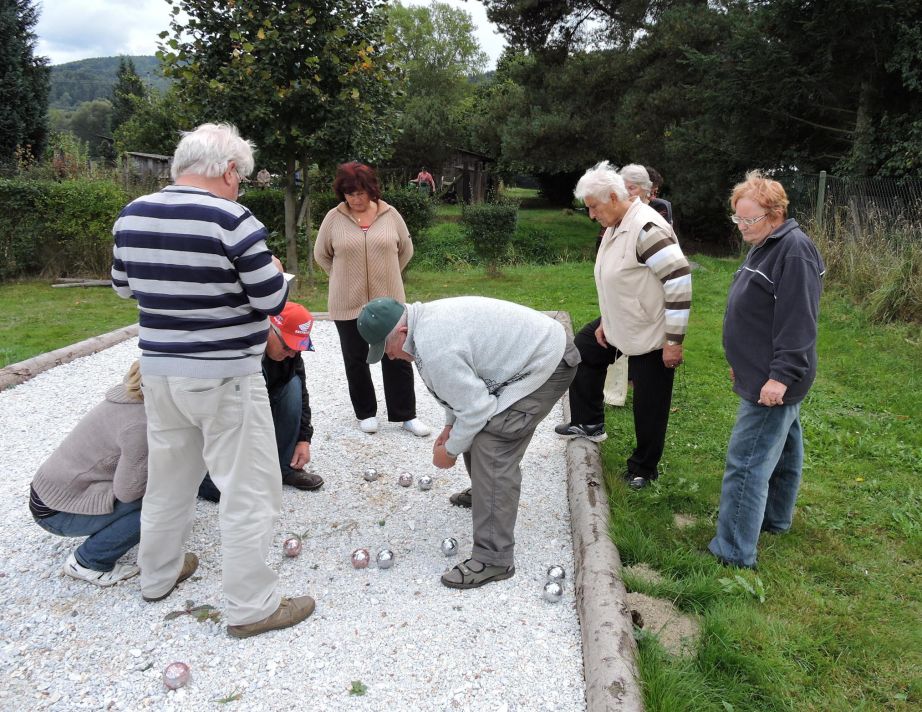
[625,592,700,657]
[673,513,697,529]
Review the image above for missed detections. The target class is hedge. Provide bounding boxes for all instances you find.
[0,179,128,279]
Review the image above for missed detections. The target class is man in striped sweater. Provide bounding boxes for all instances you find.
[111,123,314,639]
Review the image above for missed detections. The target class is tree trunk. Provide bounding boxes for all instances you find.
[295,151,314,284]
[283,155,299,281]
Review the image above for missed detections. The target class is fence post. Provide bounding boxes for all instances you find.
[815,170,827,232]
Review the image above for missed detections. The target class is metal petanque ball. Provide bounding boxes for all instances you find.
[398,473,413,487]
[376,549,395,569]
[363,467,379,482]
[546,564,566,583]
[418,475,433,491]
[543,581,564,603]
[351,548,370,569]
[440,537,458,556]
[162,661,191,690]
[283,536,303,558]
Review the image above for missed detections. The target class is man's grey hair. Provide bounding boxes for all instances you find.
[574,161,629,204]
[171,123,256,181]
[619,164,652,196]
[384,309,408,346]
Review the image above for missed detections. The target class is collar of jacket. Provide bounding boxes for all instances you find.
[335,199,393,222]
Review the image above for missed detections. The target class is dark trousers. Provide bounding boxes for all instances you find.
[569,317,675,478]
[334,319,416,422]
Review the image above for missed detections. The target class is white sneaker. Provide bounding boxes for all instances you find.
[62,552,139,587]
[359,416,379,434]
[402,418,432,437]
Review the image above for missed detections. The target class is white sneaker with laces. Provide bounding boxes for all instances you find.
[62,552,139,587]
[402,418,432,437]
[359,416,379,434]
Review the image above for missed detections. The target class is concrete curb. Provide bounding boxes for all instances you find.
[0,323,139,392]
[556,313,643,712]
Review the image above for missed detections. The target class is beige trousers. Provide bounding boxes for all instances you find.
[139,374,282,625]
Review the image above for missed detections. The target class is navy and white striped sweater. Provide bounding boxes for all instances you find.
[111,185,288,378]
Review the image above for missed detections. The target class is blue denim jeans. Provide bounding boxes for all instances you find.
[196,374,303,501]
[270,374,302,481]
[35,498,142,571]
[708,398,803,568]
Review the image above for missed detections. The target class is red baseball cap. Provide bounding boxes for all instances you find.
[270,302,315,351]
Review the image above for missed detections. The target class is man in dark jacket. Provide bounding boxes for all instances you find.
[199,302,321,501]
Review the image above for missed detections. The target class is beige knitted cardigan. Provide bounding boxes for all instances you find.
[314,200,414,320]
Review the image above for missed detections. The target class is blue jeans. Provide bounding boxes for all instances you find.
[196,374,303,501]
[270,375,302,481]
[709,398,803,568]
[35,498,142,571]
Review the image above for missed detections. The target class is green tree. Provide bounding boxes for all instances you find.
[0,0,51,164]
[69,99,114,161]
[113,86,193,156]
[158,0,399,275]
[110,57,147,133]
[386,1,488,172]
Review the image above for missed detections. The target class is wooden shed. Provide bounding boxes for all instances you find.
[124,152,172,180]
[438,148,497,204]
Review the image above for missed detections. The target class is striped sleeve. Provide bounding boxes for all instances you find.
[637,223,692,342]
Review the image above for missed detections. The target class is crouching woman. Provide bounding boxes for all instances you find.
[30,361,147,586]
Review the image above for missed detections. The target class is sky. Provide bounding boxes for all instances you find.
[34,0,507,68]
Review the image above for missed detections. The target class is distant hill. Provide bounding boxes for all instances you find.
[49,56,171,110]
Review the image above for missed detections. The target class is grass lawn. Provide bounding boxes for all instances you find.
[0,281,139,367]
[2,235,919,710]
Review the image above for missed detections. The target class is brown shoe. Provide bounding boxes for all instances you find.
[142,553,199,602]
[227,595,316,639]
[283,470,324,491]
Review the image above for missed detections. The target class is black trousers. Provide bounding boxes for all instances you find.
[334,319,416,422]
[569,317,675,478]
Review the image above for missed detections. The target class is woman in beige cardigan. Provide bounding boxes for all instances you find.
[314,162,431,437]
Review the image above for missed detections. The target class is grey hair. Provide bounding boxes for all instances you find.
[170,123,256,181]
[574,161,629,203]
[619,164,652,197]
[385,310,408,346]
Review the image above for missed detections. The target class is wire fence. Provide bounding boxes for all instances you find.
[778,172,922,241]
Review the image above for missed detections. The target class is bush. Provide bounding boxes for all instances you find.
[0,178,128,279]
[412,223,479,270]
[461,201,519,276]
[239,188,287,257]
[381,185,436,240]
[509,226,557,265]
[310,190,340,228]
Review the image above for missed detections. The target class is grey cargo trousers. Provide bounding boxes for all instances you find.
[463,339,580,567]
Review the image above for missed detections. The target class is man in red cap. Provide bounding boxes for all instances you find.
[199,301,321,500]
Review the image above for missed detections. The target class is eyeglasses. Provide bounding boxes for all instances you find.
[730,213,767,226]
[271,326,297,354]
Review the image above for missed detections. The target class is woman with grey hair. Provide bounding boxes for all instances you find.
[556,161,692,489]
[619,164,653,201]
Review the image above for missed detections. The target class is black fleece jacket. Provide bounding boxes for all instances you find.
[723,219,825,405]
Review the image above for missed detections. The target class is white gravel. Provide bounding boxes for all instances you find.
[0,323,587,711]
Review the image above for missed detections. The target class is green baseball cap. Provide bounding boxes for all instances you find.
[357,297,405,364]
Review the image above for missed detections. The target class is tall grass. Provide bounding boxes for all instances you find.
[806,213,922,323]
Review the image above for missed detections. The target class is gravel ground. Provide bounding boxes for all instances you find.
[0,323,587,711]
